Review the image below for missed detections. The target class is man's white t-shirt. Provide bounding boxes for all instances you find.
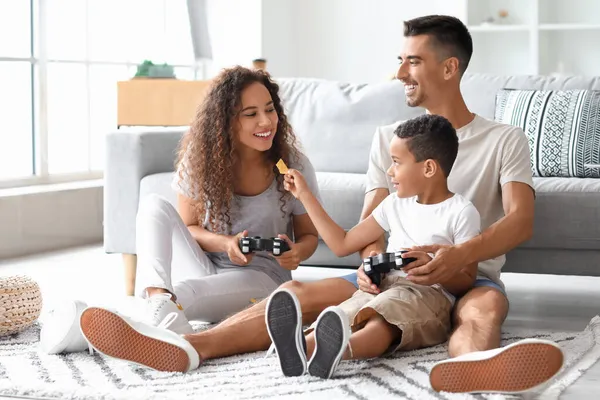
[366,115,534,288]
[371,193,481,303]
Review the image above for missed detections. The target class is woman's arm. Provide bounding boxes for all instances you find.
[178,194,229,252]
[274,213,319,271]
[178,194,251,264]
[291,213,319,261]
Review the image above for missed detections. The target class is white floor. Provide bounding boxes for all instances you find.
[1,244,599,399]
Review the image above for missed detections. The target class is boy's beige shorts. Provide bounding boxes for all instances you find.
[307,275,453,355]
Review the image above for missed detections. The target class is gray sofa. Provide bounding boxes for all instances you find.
[104,73,600,279]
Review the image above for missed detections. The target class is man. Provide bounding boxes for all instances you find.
[78,15,563,394]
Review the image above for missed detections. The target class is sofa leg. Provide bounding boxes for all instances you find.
[122,254,137,296]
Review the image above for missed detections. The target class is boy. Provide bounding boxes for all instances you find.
[265,114,481,378]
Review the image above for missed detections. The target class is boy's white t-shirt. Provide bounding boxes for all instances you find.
[371,193,481,303]
[366,115,534,288]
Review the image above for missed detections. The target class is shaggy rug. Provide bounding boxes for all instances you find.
[0,316,599,400]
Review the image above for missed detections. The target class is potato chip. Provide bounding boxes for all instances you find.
[276,159,289,174]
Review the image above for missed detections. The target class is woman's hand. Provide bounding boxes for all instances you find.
[284,169,310,200]
[226,230,254,266]
[273,234,301,270]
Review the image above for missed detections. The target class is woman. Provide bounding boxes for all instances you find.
[40,66,321,354]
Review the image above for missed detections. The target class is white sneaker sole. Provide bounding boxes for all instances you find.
[430,339,564,393]
[307,306,350,379]
[265,289,307,377]
[80,307,199,372]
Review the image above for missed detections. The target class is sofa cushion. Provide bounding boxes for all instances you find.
[317,171,366,231]
[520,177,600,250]
[139,171,367,233]
[494,89,600,178]
[277,78,422,174]
[460,73,600,121]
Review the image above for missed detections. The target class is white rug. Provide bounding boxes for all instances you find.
[0,316,599,400]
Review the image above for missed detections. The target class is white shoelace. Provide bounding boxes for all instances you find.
[157,312,178,330]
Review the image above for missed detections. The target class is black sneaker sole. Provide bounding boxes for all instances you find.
[308,307,349,379]
[265,290,307,377]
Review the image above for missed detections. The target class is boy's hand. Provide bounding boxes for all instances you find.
[273,234,301,270]
[226,230,254,266]
[356,251,381,294]
[283,169,310,200]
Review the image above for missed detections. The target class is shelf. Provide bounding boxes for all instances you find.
[539,24,600,31]
[468,24,530,32]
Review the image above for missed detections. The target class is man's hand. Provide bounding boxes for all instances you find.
[402,244,468,286]
[226,230,254,266]
[400,250,432,269]
[283,169,310,200]
[273,234,301,270]
[356,251,381,294]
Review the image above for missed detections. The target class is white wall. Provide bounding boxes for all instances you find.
[200,0,466,82]
[261,0,465,82]
[0,183,103,259]
[205,0,263,76]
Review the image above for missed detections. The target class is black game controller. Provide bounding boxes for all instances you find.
[239,236,291,256]
[363,251,418,287]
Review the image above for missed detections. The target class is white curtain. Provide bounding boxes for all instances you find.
[186,0,213,61]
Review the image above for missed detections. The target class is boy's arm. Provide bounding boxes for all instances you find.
[357,189,389,258]
[296,188,386,257]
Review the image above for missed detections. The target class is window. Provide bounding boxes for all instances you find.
[0,0,198,188]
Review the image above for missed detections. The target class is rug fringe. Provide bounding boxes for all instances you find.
[539,315,600,400]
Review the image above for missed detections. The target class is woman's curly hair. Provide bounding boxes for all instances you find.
[176,66,300,233]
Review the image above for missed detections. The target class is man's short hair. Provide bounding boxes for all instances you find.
[404,15,473,76]
[394,114,458,177]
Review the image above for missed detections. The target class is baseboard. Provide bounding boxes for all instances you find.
[0,182,104,260]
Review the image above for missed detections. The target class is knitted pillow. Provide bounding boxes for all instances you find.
[495,89,600,178]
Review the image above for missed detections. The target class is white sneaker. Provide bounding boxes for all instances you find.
[429,339,564,394]
[40,299,90,354]
[265,288,307,377]
[141,293,194,335]
[307,306,351,379]
[80,307,200,372]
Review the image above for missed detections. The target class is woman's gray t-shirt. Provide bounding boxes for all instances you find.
[172,153,321,285]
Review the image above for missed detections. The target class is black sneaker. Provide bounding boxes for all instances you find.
[265,288,307,376]
[307,306,351,379]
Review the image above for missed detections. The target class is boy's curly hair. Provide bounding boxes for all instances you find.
[176,66,299,233]
[394,114,458,177]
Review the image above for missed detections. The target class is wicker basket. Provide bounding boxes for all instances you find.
[0,275,43,337]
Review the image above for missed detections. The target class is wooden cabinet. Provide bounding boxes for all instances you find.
[117,79,211,127]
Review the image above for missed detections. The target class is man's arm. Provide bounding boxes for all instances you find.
[405,182,534,285]
[460,182,534,264]
[438,262,478,297]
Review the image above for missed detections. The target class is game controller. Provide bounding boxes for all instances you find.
[363,251,418,287]
[239,236,291,256]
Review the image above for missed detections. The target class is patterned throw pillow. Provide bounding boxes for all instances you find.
[495,89,600,178]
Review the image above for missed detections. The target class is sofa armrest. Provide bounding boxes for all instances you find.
[104,128,186,254]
